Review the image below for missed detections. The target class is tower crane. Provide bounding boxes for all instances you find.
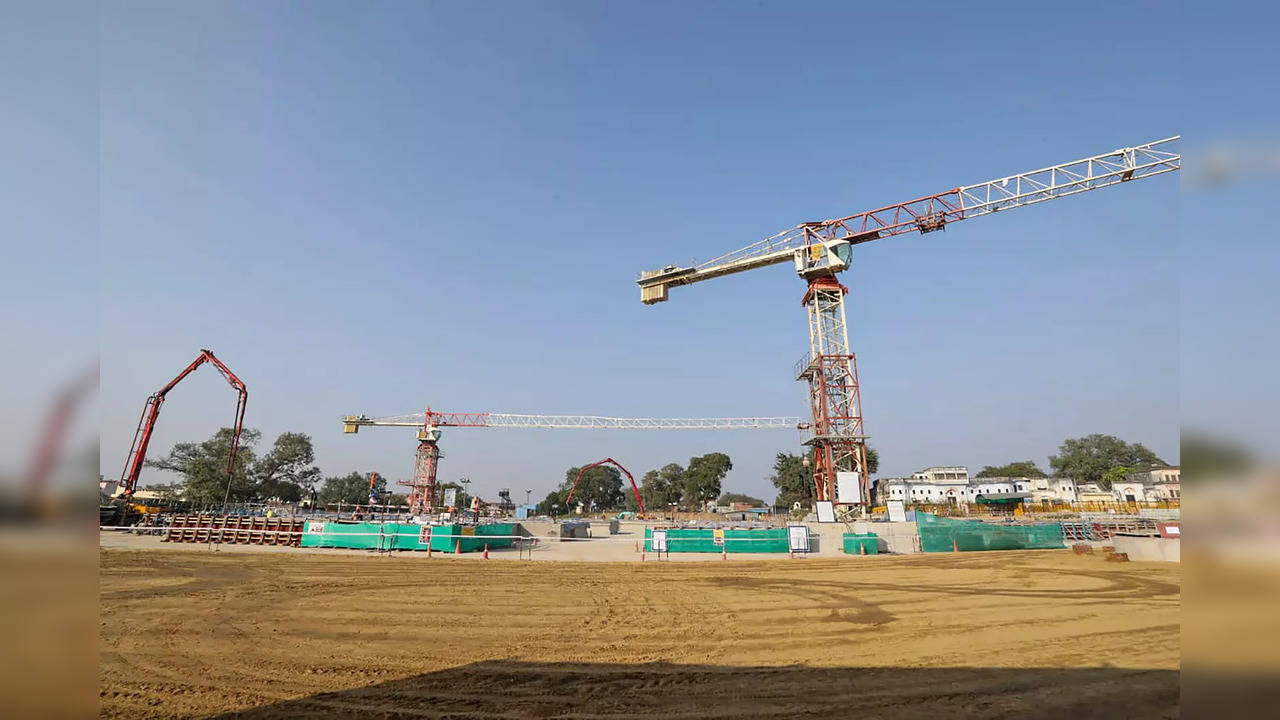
[638,137,1180,509]
[119,349,247,498]
[343,409,801,514]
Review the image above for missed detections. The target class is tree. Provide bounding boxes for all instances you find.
[253,432,320,496]
[770,452,812,509]
[1102,466,1134,491]
[1049,434,1165,489]
[386,493,409,506]
[535,490,562,516]
[975,461,1047,478]
[684,453,732,509]
[257,477,303,503]
[437,481,471,510]
[865,446,880,475]
[717,492,765,507]
[561,464,624,513]
[145,427,261,504]
[318,471,385,505]
[639,463,685,511]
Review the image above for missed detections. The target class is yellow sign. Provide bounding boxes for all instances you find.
[713,528,725,546]
[462,527,475,536]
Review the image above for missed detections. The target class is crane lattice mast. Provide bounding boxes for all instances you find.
[343,410,802,515]
[637,137,1180,509]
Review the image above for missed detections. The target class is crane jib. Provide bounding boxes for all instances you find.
[636,136,1179,299]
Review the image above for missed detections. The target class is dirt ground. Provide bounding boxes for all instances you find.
[100,548,1180,719]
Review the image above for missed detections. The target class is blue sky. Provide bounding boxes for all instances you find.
[78,2,1215,500]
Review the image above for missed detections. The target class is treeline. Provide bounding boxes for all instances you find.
[141,427,407,505]
[974,434,1168,489]
[534,453,734,515]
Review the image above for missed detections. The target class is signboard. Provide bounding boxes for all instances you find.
[836,471,863,504]
[461,526,475,536]
[651,529,668,552]
[887,500,907,523]
[418,525,432,544]
[712,528,725,546]
[305,521,326,534]
[788,525,810,553]
[443,488,458,507]
[815,501,836,523]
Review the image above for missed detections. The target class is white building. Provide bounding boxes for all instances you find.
[875,467,1078,506]
[1129,466,1180,501]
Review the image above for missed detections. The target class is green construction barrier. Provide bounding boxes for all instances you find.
[300,521,518,553]
[842,532,879,555]
[916,513,1064,552]
[643,527,789,553]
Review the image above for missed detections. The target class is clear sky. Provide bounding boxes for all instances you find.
[79,1,1213,501]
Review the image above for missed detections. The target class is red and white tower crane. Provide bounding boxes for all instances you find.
[343,410,801,514]
[637,138,1181,509]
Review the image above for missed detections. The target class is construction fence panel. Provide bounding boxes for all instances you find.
[299,522,520,553]
[643,527,790,553]
[842,533,879,555]
[916,513,1065,553]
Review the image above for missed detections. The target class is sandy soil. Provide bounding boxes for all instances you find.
[99,548,1179,719]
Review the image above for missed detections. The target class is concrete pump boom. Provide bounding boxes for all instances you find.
[119,349,247,498]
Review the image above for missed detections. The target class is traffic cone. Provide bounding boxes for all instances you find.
[641,549,646,562]
[722,545,727,560]
[483,543,489,559]
[952,538,959,553]
[860,543,867,556]
[455,539,461,554]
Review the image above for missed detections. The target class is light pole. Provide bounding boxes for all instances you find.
[525,489,532,506]
[460,477,472,520]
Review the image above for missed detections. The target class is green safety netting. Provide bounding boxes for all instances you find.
[916,513,1065,552]
[300,522,518,553]
[644,527,790,553]
[842,533,879,555]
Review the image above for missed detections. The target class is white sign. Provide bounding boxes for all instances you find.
[887,500,907,523]
[418,525,433,543]
[305,522,326,534]
[815,501,836,523]
[836,471,863,504]
[788,525,810,553]
[1164,525,1181,536]
[443,488,458,507]
[651,529,668,552]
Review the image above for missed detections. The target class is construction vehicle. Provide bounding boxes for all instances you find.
[105,349,247,526]
[638,138,1180,510]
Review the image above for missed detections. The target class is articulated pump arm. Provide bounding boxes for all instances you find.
[119,349,247,497]
[565,458,645,516]
[638,137,1180,303]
